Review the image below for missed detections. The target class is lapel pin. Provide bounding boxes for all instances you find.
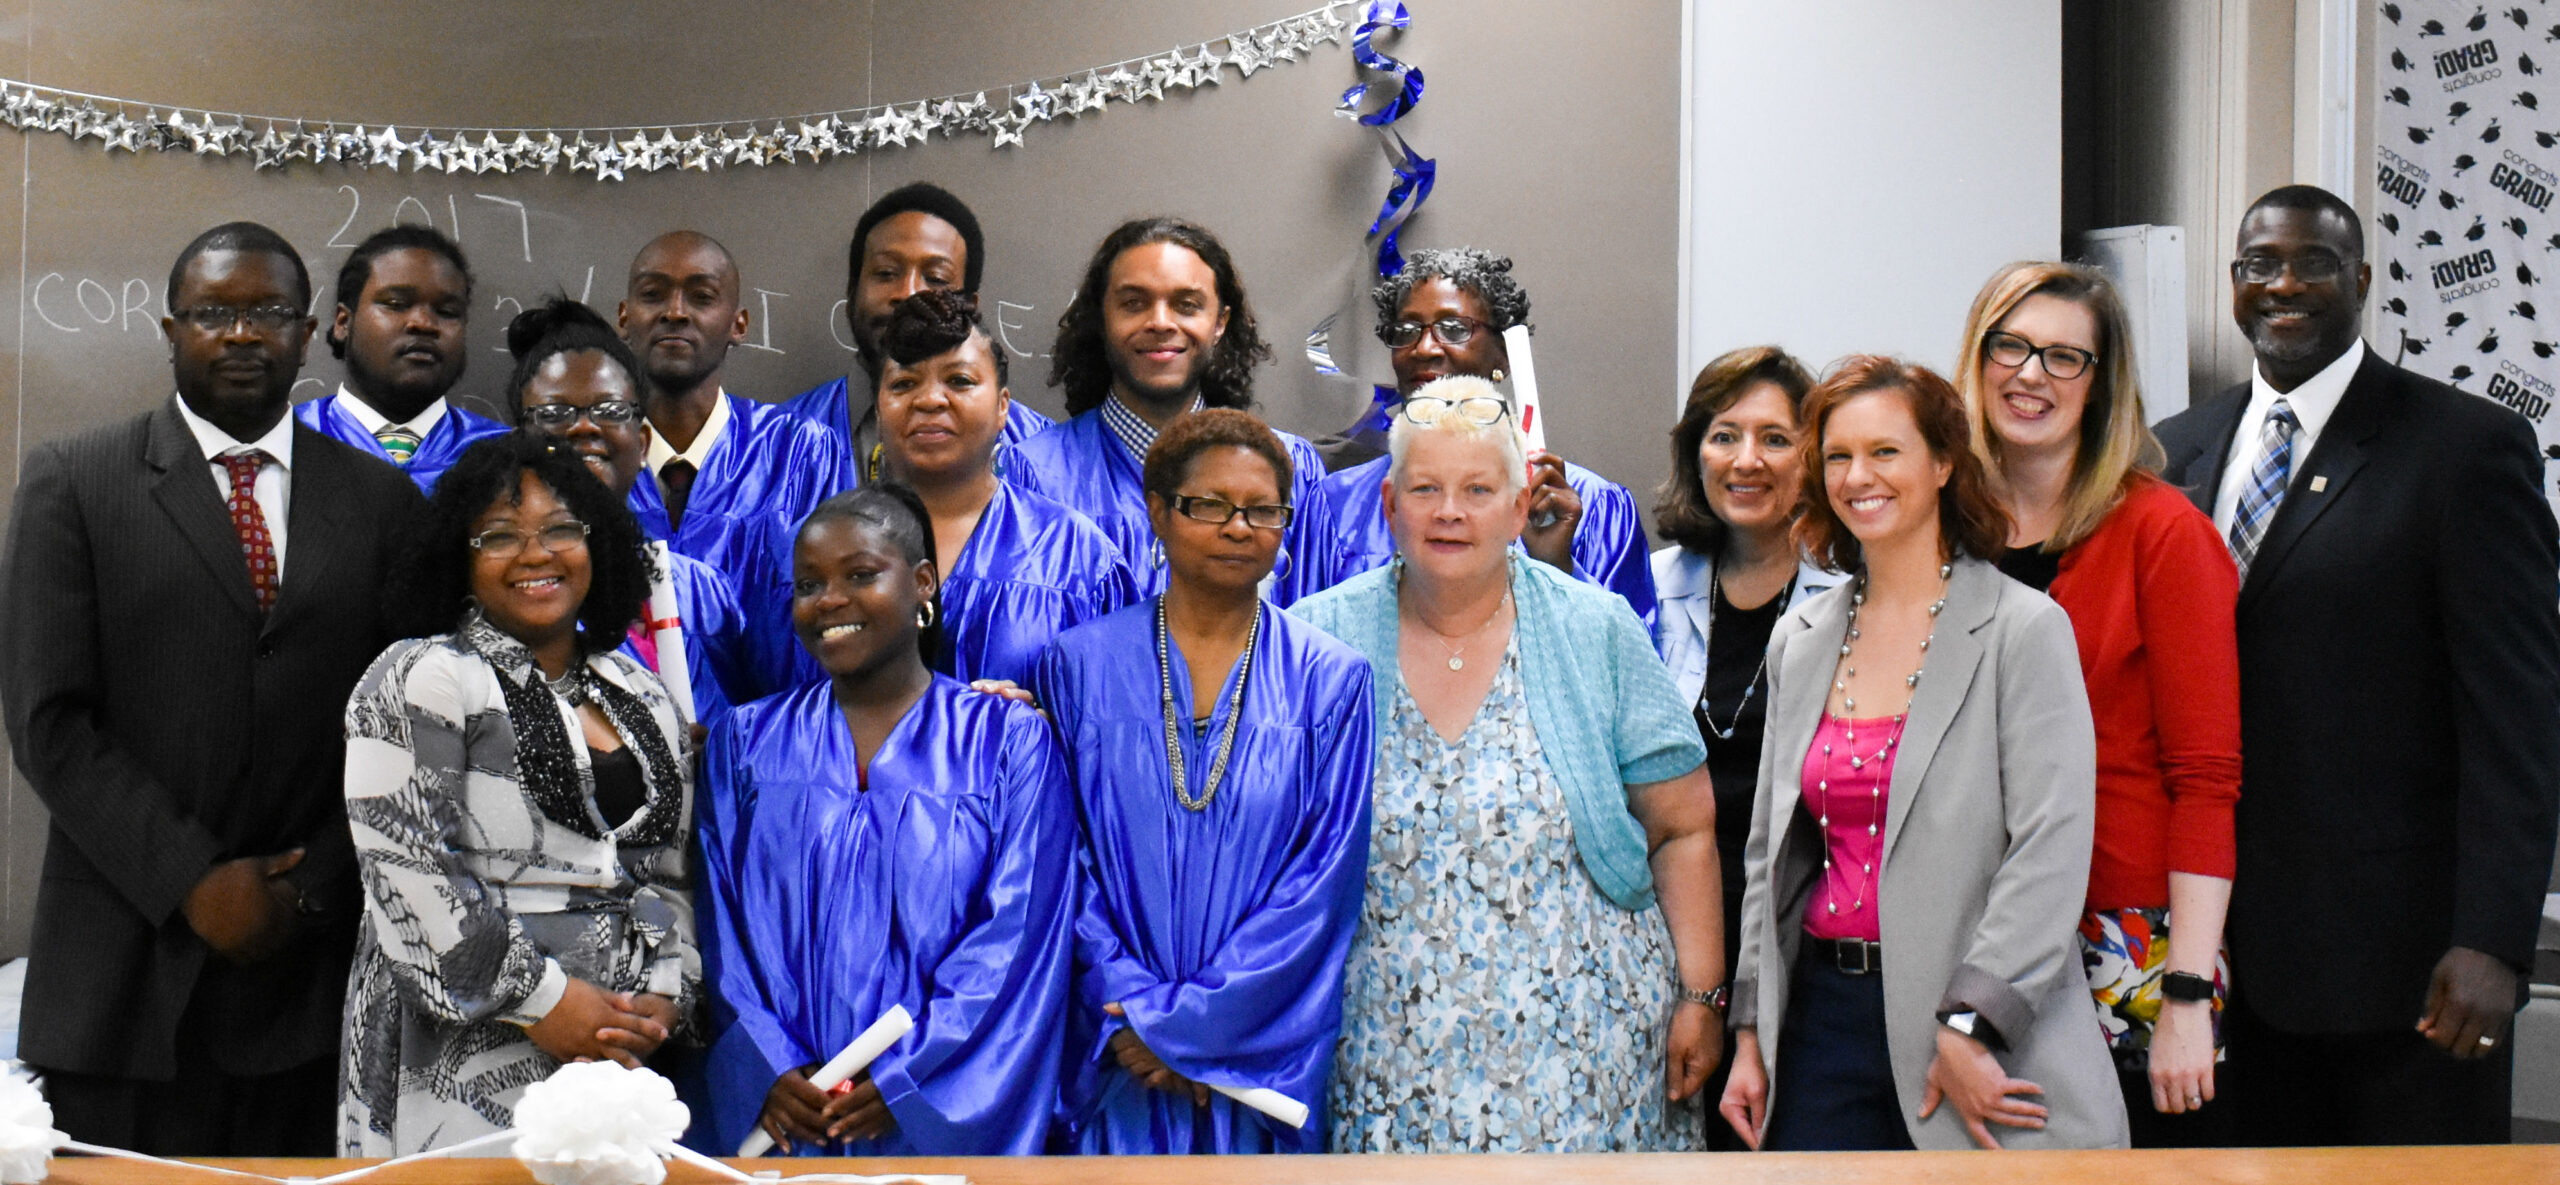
[2310,475,2329,493]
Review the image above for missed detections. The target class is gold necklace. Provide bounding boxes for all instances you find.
[1412,589,1511,671]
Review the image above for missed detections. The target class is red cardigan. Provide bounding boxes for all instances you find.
[2048,473,2242,909]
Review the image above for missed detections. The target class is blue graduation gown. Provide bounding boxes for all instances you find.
[615,548,789,730]
[293,391,509,493]
[695,676,1076,1157]
[1031,601,1375,1154]
[777,374,1053,476]
[937,482,1138,685]
[1005,409,1327,599]
[1275,453,1658,625]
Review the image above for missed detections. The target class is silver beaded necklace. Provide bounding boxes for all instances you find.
[1155,597,1259,812]
[1812,562,1952,917]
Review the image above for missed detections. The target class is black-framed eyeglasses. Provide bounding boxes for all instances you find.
[1983,331,2098,381]
[469,520,590,559]
[1378,315,1493,349]
[171,304,305,334]
[1170,494,1293,530]
[522,400,640,429]
[1398,394,1511,426]
[2231,253,2352,285]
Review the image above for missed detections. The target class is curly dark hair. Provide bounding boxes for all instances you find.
[1141,407,1294,504]
[328,224,473,360]
[798,483,945,665]
[1048,217,1270,417]
[1655,345,1816,553]
[1793,355,2011,572]
[1370,247,1532,342]
[388,433,656,653]
[501,297,646,422]
[881,289,1007,387]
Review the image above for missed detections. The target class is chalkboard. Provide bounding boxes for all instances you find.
[0,0,1680,956]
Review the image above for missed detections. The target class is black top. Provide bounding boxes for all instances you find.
[1997,541,2061,593]
[1695,574,1791,977]
[589,744,647,830]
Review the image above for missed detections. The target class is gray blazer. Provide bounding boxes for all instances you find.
[1731,556,2126,1149]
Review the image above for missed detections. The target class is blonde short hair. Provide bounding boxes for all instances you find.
[1386,375,1527,492]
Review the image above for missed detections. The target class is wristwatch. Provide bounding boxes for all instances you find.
[1938,1009,2007,1051]
[2160,971,2215,1003]
[1679,983,1731,1011]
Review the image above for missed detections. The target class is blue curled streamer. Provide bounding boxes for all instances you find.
[1324,0,1436,433]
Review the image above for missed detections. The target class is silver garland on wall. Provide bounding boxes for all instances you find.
[0,3,1348,181]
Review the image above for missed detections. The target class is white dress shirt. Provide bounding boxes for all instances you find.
[336,383,454,442]
[644,386,731,481]
[2211,338,2366,535]
[173,393,296,582]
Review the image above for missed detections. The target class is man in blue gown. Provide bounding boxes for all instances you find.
[294,225,507,492]
[1005,218,1325,597]
[1276,248,1655,624]
[779,183,1050,468]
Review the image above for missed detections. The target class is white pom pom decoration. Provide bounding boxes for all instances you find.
[0,1064,64,1185]
[510,1062,689,1185]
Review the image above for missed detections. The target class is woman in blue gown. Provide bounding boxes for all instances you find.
[695,484,1076,1157]
[1033,409,1375,1154]
[867,290,1134,685]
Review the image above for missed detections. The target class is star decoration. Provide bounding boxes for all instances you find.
[164,110,204,152]
[954,93,995,133]
[0,88,31,130]
[207,120,252,155]
[325,126,365,164]
[564,134,599,174]
[1188,46,1227,86]
[474,132,507,174]
[615,129,654,170]
[140,110,180,152]
[1098,65,1142,103]
[1014,81,1055,122]
[648,129,682,170]
[19,96,59,132]
[532,131,565,172]
[907,101,941,138]
[251,126,292,169]
[795,119,837,163]
[677,132,715,170]
[990,109,1027,149]
[68,102,108,140]
[1137,58,1175,101]
[99,111,144,154]
[408,129,447,172]
[367,125,409,168]
[444,134,482,174]
[590,139,628,182]
[503,131,537,172]
[1050,76,1093,118]
[1311,7,1350,45]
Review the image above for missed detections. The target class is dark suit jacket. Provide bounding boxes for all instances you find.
[1,399,423,1079]
[2154,347,2560,1034]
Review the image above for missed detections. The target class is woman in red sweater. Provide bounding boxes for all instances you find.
[1955,261,2242,1146]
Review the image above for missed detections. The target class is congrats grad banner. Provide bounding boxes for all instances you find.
[2375,1,2560,511]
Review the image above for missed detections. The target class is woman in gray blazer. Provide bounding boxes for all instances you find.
[1717,356,2125,1151]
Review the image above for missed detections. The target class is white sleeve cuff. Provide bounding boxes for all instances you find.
[506,958,570,1026]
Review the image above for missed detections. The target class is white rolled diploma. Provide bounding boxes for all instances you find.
[1501,324,1547,455]
[1212,1083,1310,1130]
[644,541,696,722]
[734,1004,917,1156]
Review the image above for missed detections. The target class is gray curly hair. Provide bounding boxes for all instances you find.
[1370,247,1533,342]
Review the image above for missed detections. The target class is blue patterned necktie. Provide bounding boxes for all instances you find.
[2227,399,2299,582]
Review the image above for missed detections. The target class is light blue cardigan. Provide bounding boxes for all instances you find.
[1289,550,1708,911]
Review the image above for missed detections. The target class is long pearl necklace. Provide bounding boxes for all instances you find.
[1155,597,1258,812]
[1815,562,1952,917]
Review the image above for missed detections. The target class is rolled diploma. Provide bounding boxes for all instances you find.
[645,541,696,722]
[1212,1083,1310,1130]
[1501,324,1547,455]
[734,1004,916,1156]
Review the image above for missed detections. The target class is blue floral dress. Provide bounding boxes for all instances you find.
[1328,640,1698,1151]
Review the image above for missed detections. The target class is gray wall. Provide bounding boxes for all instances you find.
[0,2,1682,958]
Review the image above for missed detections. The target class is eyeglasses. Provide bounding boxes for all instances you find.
[1378,315,1493,349]
[171,304,305,334]
[2231,253,2353,285]
[1170,493,1293,530]
[469,520,590,559]
[522,400,640,429]
[1398,394,1511,426]
[1982,331,2098,381]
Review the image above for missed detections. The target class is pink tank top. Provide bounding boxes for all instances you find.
[1800,713,1899,943]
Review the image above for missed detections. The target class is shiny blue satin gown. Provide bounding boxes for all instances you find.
[1032,601,1376,1154]
[694,676,1076,1157]
[1004,409,1327,599]
[936,482,1137,685]
[1275,453,1658,624]
[293,392,509,492]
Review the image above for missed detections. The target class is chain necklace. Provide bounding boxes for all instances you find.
[1812,561,1952,917]
[1156,597,1259,812]
[1413,589,1512,672]
[544,664,592,707]
[1697,570,1798,741]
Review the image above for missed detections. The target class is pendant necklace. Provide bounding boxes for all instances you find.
[1698,570,1798,741]
[1415,589,1512,671]
[1814,562,1952,916]
[1156,597,1258,812]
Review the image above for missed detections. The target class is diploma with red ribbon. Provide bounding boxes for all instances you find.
[645,541,696,722]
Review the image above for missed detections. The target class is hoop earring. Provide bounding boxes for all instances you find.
[917,600,938,629]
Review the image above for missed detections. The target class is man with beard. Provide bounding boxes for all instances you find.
[294,225,507,492]
[1005,217,1323,597]
[779,182,1051,469]
[1,222,422,1153]
[2155,184,2560,1144]
[618,230,855,624]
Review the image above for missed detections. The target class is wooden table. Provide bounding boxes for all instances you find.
[34,1148,2560,1185]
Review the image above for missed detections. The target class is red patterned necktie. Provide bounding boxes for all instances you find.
[219,450,278,612]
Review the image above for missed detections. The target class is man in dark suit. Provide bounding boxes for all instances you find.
[2154,184,2560,1144]
[1,222,423,1154]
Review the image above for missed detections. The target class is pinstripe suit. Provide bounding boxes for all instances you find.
[0,398,421,1149]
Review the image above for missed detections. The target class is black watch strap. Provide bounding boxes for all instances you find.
[2160,970,2215,1002]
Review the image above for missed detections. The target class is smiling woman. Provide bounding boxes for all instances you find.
[341,433,695,1156]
